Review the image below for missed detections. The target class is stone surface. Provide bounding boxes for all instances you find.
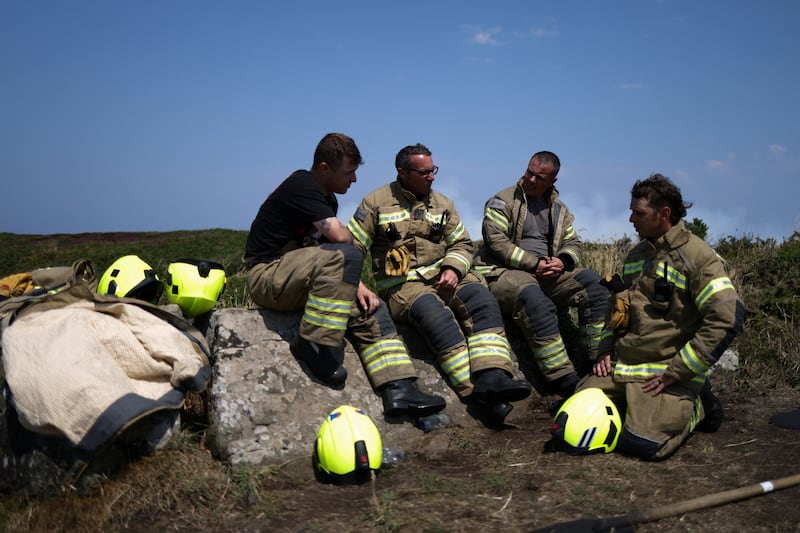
[201,308,532,466]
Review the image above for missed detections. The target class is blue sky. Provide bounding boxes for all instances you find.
[2,1,798,244]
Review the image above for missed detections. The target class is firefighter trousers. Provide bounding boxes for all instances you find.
[488,268,609,382]
[384,272,516,398]
[247,244,417,388]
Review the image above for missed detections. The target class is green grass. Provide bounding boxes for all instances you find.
[2,229,799,386]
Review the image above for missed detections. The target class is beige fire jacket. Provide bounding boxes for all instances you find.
[473,180,583,275]
[347,180,473,294]
[600,222,745,385]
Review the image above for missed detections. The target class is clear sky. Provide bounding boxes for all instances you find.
[2,1,798,243]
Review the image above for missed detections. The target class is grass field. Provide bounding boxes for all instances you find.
[1,229,798,531]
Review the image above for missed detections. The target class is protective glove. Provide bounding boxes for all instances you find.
[385,245,411,276]
[608,292,630,332]
[0,272,34,299]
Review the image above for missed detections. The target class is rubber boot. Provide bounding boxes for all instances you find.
[471,369,531,404]
[484,402,513,428]
[380,379,446,418]
[696,380,724,433]
[290,336,347,389]
[550,373,580,398]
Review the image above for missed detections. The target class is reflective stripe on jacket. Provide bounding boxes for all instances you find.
[473,180,582,275]
[599,222,745,383]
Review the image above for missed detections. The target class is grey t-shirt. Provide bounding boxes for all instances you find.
[519,197,549,257]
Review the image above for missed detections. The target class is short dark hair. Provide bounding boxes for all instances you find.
[631,173,692,224]
[532,151,561,177]
[313,133,363,170]
[395,143,432,169]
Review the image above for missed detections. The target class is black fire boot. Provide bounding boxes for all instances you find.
[471,369,532,404]
[290,336,347,389]
[484,402,513,428]
[550,373,580,398]
[696,380,724,433]
[380,379,446,418]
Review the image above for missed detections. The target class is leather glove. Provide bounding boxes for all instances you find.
[608,293,630,332]
[385,245,411,276]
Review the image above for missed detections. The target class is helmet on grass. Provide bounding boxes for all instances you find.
[165,258,226,317]
[550,387,621,455]
[314,405,382,484]
[98,255,163,304]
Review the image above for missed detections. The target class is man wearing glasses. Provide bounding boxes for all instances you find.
[347,143,531,427]
[473,151,609,398]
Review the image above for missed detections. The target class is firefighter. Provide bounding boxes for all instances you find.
[473,151,610,397]
[244,133,445,420]
[581,173,745,460]
[347,143,531,427]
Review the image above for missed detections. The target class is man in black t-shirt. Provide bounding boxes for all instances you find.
[245,133,445,420]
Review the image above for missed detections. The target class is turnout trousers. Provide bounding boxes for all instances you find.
[246,244,416,388]
[579,373,705,461]
[383,272,516,398]
[488,268,608,382]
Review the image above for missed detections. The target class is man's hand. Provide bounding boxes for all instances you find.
[536,256,564,279]
[356,281,381,316]
[593,352,614,377]
[642,372,677,396]
[435,268,459,290]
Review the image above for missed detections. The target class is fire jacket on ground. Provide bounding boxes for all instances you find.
[473,180,609,383]
[347,179,518,398]
[244,170,421,389]
[579,222,745,460]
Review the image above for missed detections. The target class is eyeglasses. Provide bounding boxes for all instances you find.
[403,165,439,177]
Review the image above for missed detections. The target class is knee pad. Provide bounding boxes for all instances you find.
[370,303,399,336]
[574,270,609,319]
[455,283,504,329]
[320,243,363,285]
[518,285,559,337]
[409,293,464,353]
[616,427,662,461]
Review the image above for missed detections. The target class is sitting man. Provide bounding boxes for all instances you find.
[474,151,609,397]
[244,133,445,420]
[581,173,745,460]
[347,143,531,426]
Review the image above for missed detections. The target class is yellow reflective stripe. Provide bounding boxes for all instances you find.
[509,247,525,268]
[346,218,372,249]
[484,208,509,231]
[473,264,494,275]
[679,343,710,374]
[441,347,470,387]
[578,322,605,350]
[445,251,471,271]
[307,294,351,313]
[689,396,702,431]
[304,294,351,330]
[613,362,668,378]
[361,339,413,374]
[695,277,734,311]
[601,329,615,341]
[377,211,411,225]
[623,260,644,276]
[303,308,348,330]
[562,225,575,241]
[444,221,466,246]
[375,259,444,291]
[533,338,569,370]
[467,332,512,360]
[655,262,687,290]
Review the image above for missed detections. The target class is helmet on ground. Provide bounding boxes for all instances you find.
[314,405,382,484]
[165,258,226,317]
[550,387,621,455]
[98,255,163,304]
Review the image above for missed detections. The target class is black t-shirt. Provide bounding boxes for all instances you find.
[245,170,339,261]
